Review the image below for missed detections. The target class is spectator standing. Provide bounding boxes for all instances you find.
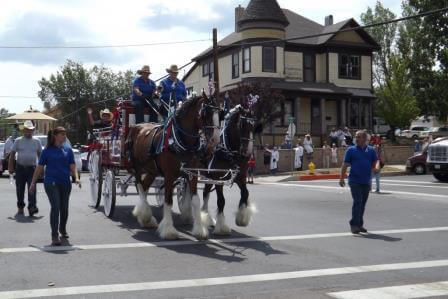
[343,127,353,146]
[266,146,279,174]
[329,128,338,147]
[303,134,314,160]
[322,141,331,169]
[337,128,346,147]
[339,130,380,234]
[414,140,422,153]
[29,127,81,246]
[263,145,271,172]
[372,144,385,193]
[294,142,304,171]
[247,155,255,184]
[8,120,42,217]
[331,143,338,167]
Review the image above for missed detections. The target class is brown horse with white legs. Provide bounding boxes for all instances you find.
[201,105,256,235]
[125,94,220,240]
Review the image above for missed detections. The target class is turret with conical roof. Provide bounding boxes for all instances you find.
[238,0,289,32]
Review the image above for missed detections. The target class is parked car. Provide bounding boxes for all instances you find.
[426,137,448,182]
[420,127,448,139]
[406,147,428,175]
[34,135,82,181]
[373,117,390,137]
[401,126,430,139]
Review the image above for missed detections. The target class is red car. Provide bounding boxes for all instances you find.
[406,149,427,175]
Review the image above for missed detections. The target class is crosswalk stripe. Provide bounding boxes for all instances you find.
[1,259,448,298]
[1,226,448,254]
[328,281,448,299]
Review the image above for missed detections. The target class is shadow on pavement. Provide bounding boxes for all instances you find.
[107,204,287,262]
[7,214,44,223]
[358,233,402,242]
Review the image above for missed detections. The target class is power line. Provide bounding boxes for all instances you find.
[0,39,212,49]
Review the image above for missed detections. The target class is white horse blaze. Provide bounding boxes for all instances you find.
[192,194,209,239]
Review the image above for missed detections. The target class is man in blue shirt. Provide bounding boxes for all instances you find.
[132,65,157,124]
[340,130,380,234]
[159,64,187,119]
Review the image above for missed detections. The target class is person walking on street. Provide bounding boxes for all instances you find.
[339,130,380,234]
[322,141,331,169]
[8,120,42,217]
[29,127,81,246]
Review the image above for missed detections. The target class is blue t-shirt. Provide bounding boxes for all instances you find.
[159,78,187,104]
[344,145,378,185]
[38,145,75,185]
[132,76,156,102]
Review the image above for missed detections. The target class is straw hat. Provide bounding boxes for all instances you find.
[22,120,35,130]
[166,64,180,73]
[100,108,114,119]
[137,65,151,75]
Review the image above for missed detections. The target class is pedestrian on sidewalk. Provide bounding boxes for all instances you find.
[303,134,314,160]
[339,130,380,234]
[29,127,81,246]
[294,141,304,171]
[372,144,385,193]
[331,143,338,167]
[8,120,42,217]
[322,141,331,169]
[266,146,279,175]
[247,155,255,184]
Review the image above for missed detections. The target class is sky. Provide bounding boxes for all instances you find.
[0,0,402,114]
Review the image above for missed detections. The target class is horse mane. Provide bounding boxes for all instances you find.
[175,96,200,118]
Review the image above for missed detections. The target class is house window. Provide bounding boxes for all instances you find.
[209,61,214,81]
[303,53,315,82]
[262,46,276,73]
[339,54,361,79]
[232,52,239,79]
[243,47,251,73]
[202,63,209,77]
[275,100,294,127]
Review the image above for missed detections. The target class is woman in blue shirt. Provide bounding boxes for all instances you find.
[30,127,81,246]
[159,64,187,119]
[132,65,157,124]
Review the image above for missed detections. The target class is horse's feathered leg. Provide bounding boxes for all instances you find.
[213,184,231,235]
[133,171,158,228]
[190,177,209,240]
[235,171,256,227]
[157,176,180,240]
[202,184,216,227]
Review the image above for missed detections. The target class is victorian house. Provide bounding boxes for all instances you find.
[183,0,380,145]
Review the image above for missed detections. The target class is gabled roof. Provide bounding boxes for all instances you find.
[239,0,289,26]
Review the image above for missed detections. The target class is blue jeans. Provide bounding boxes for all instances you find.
[349,183,370,227]
[133,99,158,124]
[372,171,381,191]
[15,164,36,210]
[44,183,72,236]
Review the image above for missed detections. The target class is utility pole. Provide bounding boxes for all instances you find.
[212,28,220,97]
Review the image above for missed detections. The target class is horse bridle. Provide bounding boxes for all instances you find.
[237,115,255,156]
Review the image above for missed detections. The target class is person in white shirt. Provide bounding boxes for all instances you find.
[294,142,304,171]
[322,141,331,169]
[266,146,280,174]
[331,143,338,167]
[303,134,314,160]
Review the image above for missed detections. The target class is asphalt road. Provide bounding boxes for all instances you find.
[0,173,447,298]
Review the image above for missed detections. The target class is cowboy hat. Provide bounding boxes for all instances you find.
[22,120,35,130]
[100,108,114,119]
[166,64,180,73]
[137,65,152,75]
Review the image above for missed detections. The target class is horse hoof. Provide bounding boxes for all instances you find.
[144,216,158,229]
[181,214,194,225]
[192,224,209,240]
[158,227,179,240]
[206,214,216,227]
[214,214,231,235]
[235,203,256,227]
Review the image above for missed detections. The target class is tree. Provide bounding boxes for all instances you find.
[223,82,285,146]
[375,56,420,140]
[361,1,398,87]
[38,60,134,143]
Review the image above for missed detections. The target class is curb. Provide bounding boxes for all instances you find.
[279,171,407,182]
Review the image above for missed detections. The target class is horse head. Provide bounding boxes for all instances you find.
[200,94,221,153]
[224,105,255,158]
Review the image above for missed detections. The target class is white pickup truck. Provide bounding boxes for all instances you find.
[426,137,448,182]
[401,126,430,139]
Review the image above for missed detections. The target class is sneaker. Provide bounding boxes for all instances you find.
[51,235,61,246]
[359,227,368,233]
[28,207,39,217]
[350,226,361,234]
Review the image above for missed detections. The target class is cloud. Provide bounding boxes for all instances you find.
[141,2,239,33]
[0,12,134,66]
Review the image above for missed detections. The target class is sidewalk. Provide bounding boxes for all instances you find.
[255,164,407,183]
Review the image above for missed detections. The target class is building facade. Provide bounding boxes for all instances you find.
[183,0,380,145]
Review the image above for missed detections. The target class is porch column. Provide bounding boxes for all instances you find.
[320,98,326,135]
[295,97,301,129]
[341,99,347,127]
[347,98,351,128]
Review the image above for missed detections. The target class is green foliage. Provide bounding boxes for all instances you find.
[38,60,134,143]
[375,56,420,129]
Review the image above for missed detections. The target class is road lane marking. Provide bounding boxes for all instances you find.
[328,281,448,299]
[1,226,448,254]
[374,182,448,189]
[260,182,448,199]
[1,259,448,298]
[381,179,447,185]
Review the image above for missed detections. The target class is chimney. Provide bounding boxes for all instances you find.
[325,15,333,26]
[235,5,245,32]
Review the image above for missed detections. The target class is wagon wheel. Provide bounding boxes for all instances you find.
[103,169,116,218]
[88,151,103,208]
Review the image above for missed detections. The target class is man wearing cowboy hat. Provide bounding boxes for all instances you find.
[8,120,42,217]
[87,107,113,129]
[132,65,157,124]
[159,64,187,118]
